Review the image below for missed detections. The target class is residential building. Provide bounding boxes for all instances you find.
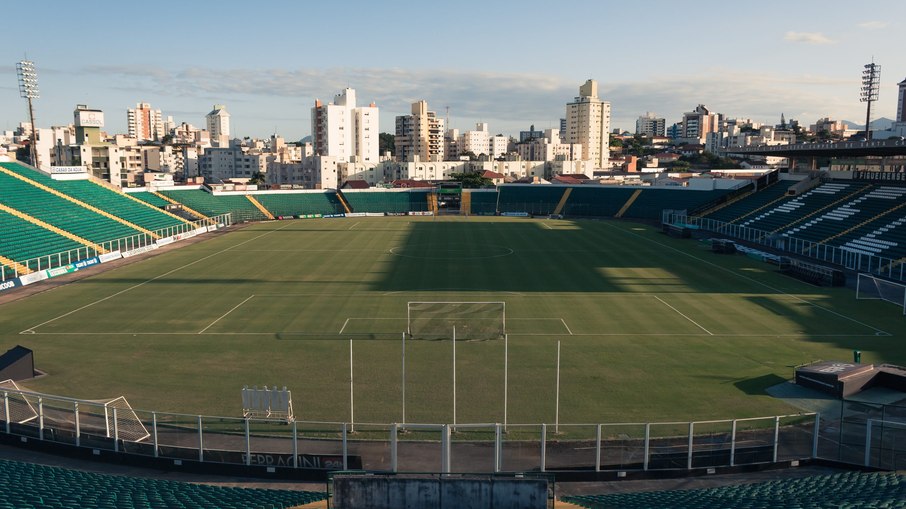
[206,105,231,147]
[564,79,611,173]
[126,102,164,141]
[636,112,666,137]
[519,125,544,142]
[515,129,582,162]
[395,100,445,162]
[311,88,379,164]
[682,104,720,143]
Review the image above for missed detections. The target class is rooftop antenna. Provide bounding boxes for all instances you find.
[445,106,450,130]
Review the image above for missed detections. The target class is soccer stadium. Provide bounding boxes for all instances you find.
[2,159,906,507]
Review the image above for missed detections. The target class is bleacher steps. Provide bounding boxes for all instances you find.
[0,202,106,253]
[428,193,439,214]
[553,187,573,216]
[0,165,159,239]
[769,183,873,234]
[245,195,275,220]
[729,191,790,224]
[334,189,353,214]
[615,189,643,218]
[151,191,208,220]
[818,200,906,246]
[0,254,32,275]
[95,181,193,225]
[693,188,754,218]
[460,190,472,216]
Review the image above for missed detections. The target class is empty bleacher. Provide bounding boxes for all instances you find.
[563,471,906,509]
[255,191,345,217]
[837,212,906,260]
[0,210,85,277]
[701,182,791,223]
[342,190,430,213]
[623,188,732,220]
[497,185,573,215]
[468,190,499,215]
[157,189,266,222]
[736,182,865,233]
[126,191,171,208]
[562,187,639,217]
[0,458,326,509]
[0,170,144,245]
[781,185,906,244]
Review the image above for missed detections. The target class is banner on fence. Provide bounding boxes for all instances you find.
[323,213,346,218]
[345,212,367,218]
[408,211,434,216]
[99,251,122,263]
[73,257,100,270]
[0,278,22,293]
[18,271,49,286]
[45,265,78,278]
[502,212,530,217]
[122,244,159,258]
[365,212,385,217]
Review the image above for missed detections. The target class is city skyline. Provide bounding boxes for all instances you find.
[1,0,905,140]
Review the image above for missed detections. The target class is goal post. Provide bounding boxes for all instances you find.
[407,301,506,340]
[856,273,906,315]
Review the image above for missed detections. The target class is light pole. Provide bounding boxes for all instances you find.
[16,60,40,168]
[861,61,881,141]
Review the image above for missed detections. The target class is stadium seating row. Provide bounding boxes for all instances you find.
[0,458,325,509]
[563,471,906,509]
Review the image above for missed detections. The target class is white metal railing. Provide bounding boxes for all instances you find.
[0,386,818,474]
[663,211,906,283]
[1,214,232,281]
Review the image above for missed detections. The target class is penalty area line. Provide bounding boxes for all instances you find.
[653,295,714,336]
[560,318,574,335]
[199,295,255,334]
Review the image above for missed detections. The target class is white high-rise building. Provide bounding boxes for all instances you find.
[126,102,164,141]
[897,77,906,124]
[395,100,445,162]
[636,112,666,137]
[206,105,231,147]
[311,88,379,164]
[564,79,610,173]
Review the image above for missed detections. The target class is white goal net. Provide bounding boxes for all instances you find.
[856,273,906,315]
[407,301,506,340]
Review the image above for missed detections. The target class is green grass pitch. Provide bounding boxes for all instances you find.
[1,216,902,425]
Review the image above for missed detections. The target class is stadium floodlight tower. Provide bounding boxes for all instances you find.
[860,60,881,141]
[16,60,40,168]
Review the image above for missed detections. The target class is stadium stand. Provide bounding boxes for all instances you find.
[342,190,430,213]
[254,192,345,217]
[836,212,906,260]
[468,190,499,215]
[126,191,171,208]
[562,187,638,217]
[736,182,866,233]
[0,169,145,244]
[563,471,906,509]
[0,209,85,275]
[782,186,906,243]
[700,182,790,223]
[45,181,190,234]
[0,458,326,509]
[157,189,266,222]
[622,188,733,220]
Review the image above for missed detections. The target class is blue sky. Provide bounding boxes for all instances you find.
[1,0,904,140]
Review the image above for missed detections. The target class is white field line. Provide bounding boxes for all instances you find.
[601,222,890,336]
[560,318,574,335]
[21,221,296,334]
[19,331,886,338]
[199,295,255,334]
[338,318,350,334]
[542,222,553,230]
[348,222,360,230]
[653,295,714,336]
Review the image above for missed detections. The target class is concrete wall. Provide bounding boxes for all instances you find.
[333,476,547,509]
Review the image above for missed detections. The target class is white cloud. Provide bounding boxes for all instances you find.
[857,21,888,29]
[784,31,835,45]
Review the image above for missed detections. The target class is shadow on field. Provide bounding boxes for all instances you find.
[734,374,788,395]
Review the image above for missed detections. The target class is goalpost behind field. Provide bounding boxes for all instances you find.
[857,273,906,315]
[407,302,506,340]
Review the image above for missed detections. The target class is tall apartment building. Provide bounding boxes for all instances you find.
[206,104,231,147]
[636,112,666,137]
[311,88,379,164]
[564,79,611,171]
[126,102,164,141]
[682,104,720,143]
[395,100,445,162]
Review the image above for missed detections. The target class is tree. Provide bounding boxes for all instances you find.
[450,171,493,188]
[248,171,266,186]
[379,132,395,155]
